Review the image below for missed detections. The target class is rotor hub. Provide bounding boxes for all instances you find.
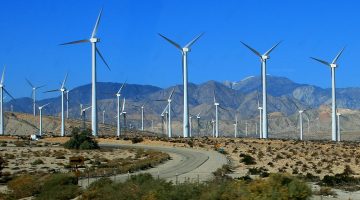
[214,103,219,106]
[330,63,337,68]
[261,55,269,61]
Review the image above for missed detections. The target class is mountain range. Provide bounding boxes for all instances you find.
[5,75,360,137]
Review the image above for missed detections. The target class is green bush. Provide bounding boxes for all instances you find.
[81,173,312,200]
[35,173,80,200]
[7,174,41,199]
[240,154,256,165]
[64,128,99,150]
[32,159,44,165]
[131,137,144,144]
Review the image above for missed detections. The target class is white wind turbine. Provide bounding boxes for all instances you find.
[241,41,281,139]
[116,82,126,137]
[81,105,92,130]
[134,103,146,131]
[211,119,215,138]
[0,67,15,135]
[213,91,227,138]
[234,115,238,138]
[159,33,204,138]
[38,103,50,136]
[102,110,105,124]
[26,79,45,116]
[44,73,68,137]
[157,88,175,137]
[310,47,345,142]
[61,9,110,136]
[196,112,201,137]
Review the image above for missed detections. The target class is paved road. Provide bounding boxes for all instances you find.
[78,143,228,187]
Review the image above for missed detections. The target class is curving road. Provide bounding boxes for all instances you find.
[78,143,228,187]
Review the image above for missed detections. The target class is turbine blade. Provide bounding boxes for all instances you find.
[60,39,90,45]
[117,80,127,94]
[41,103,51,108]
[264,41,282,56]
[155,99,167,102]
[184,32,204,48]
[219,105,229,111]
[310,57,331,66]
[168,88,175,100]
[213,90,216,103]
[91,8,103,38]
[61,73,68,89]
[240,41,261,57]
[158,33,182,51]
[332,47,345,64]
[44,89,60,93]
[161,104,169,115]
[35,84,46,90]
[96,47,110,71]
[85,106,92,111]
[121,98,126,112]
[1,66,5,85]
[3,88,15,100]
[197,111,201,117]
[25,78,34,88]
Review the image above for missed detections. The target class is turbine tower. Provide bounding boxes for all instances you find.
[241,41,281,139]
[256,91,263,139]
[45,73,68,137]
[102,110,105,124]
[26,79,45,116]
[116,82,126,137]
[337,112,341,141]
[61,9,110,137]
[310,47,345,142]
[298,110,304,140]
[0,67,15,135]
[159,33,204,138]
[189,114,193,137]
[141,104,144,131]
[38,103,50,136]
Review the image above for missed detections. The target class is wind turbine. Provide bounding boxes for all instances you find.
[102,110,105,124]
[196,112,201,137]
[81,105,92,130]
[44,73,68,137]
[213,91,227,138]
[61,9,110,137]
[0,67,15,135]
[234,115,238,138]
[26,79,45,116]
[310,47,345,142]
[38,103,50,136]
[211,119,215,138]
[298,110,304,140]
[337,112,342,141]
[140,104,145,131]
[241,41,281,139]
[159,33,204,138]
[157,89,175,137]
[116,82,126,137]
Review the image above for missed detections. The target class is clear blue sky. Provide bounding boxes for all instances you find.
[0,0,359,99]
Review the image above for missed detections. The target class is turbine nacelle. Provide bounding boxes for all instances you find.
[261,55,270,61]
[214,102,219,106]
[116,93,121,97]
[182,47,190,52]
[299,110,304,114]
[330,63,337,68]
[90,38,99,43]
[60,88,66,92]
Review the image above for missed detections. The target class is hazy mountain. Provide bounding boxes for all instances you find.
[5,75,360,132]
